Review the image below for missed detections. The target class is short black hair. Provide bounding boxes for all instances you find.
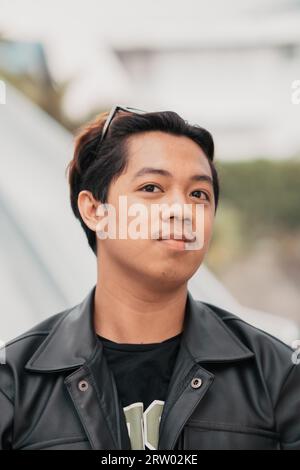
[67,110,220,255]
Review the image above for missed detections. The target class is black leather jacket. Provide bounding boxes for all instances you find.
[1,285,299,450]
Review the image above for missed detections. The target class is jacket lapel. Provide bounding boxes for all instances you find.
[64,346,131,450]
[158,340,215,449]
[25,285,131,450]
[158,290,255,450]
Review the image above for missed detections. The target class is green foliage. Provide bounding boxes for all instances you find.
[216,158,300,237]
[206,158,300,274]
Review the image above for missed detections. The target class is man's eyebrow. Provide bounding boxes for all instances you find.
[131,167,213,185]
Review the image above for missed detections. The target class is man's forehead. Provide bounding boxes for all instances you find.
[127,130,203,154]
[125,132,210,173]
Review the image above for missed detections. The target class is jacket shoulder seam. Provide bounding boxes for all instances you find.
[222,315,294,352]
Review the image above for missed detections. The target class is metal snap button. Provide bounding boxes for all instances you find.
[78,379,89,392]
[191,377,202,389]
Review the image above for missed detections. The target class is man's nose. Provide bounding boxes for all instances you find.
[160,193,193,225]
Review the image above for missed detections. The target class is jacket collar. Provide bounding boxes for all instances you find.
[25,285,254,372]
[183,293,254,363]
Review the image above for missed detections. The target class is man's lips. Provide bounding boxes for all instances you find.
[156,233,196,243]
[157,237,191,251]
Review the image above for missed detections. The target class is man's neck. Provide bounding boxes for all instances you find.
[93,272,188,345]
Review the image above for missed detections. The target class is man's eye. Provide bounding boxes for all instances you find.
[140,184,161,193]
[191,190,209,200]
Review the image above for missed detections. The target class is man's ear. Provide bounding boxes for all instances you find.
[77,190,99,231]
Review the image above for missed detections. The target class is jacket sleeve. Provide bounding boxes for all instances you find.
[0,388,13,449]
[275,363,300,449]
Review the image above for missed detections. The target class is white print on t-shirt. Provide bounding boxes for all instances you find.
[123,400,165,450]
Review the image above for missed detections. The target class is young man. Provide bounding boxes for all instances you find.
[0,105,299,450]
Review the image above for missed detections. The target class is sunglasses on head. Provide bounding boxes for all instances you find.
[95,104,147,154]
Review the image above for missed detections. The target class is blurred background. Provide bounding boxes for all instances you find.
[0,0,299,344]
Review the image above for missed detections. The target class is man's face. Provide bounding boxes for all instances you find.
[97,130,216,289]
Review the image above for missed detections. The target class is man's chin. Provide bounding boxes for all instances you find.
[140,269,191,289]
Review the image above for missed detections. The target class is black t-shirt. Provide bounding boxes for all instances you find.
[98,333,182,450]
